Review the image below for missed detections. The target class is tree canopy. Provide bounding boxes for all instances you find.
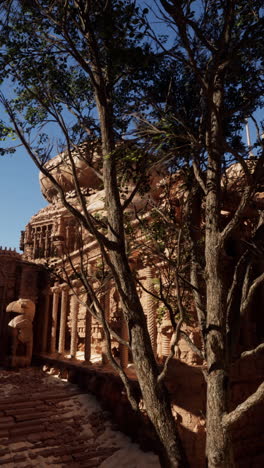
[0,1,264,467]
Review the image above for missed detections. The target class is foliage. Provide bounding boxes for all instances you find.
[139,2,264,467]
[0,1,189,466]
[0,1,156,154]
[0,1,264,467]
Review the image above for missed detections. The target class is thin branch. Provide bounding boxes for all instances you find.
[159,0,208,91]
[158,229,185,383]
[223,381,264,430]
[240,272,264,317]
[250,114,263,145]
[121,178,144,212]
[237,342,264,362]
[190,260,206,339]
[223,143,252,185]
[219,185,253,245]
[226,251,249,311]
[192,160,206,194]
[158,318,183,383]
[179,330,204,360]
[240,262,251,308]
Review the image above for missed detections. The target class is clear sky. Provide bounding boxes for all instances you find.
[0,146,47,251]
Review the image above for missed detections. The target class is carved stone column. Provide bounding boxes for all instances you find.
[101,289,110,365]
[70,294,79,358]
[161,314,171,357]
[84,264,93,362]
[157,324,163,358]
[120,317,129,369]
[33,229,37,258]
[41,288,51,353]
[58,284,68,355]
[141,267,157,357]
[50,285,60,354]
[84,301,91,362]
[39,229,44,257]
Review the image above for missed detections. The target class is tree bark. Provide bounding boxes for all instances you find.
[96,88,188,466]
[205,80,234,468]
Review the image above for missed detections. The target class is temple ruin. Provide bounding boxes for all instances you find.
[0,145,263,467]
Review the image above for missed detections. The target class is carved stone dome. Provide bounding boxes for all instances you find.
[39,145,101,203]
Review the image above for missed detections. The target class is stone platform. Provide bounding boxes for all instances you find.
[0,367,160,467]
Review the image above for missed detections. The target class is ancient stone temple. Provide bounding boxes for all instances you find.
[1,146,263,467]
[18,146,199,368]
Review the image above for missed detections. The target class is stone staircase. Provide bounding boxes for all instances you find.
[0,367,160,467]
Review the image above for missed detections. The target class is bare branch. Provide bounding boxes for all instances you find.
[223,381,264,430]
[179,331,204,360]
[190,261,206,339]
[250,114,264,145]
[238,342,264,362]
[158,317,183,383]
[223,143,252,185]
[219,185,253,245]
[192,160,206,194]
[240,272,264,317]
[160,0,208,91]
[121,178,143,212]
[226,251,249,312]
[158,230,185,383]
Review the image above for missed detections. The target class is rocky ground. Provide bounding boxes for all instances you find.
[0,367,160,467]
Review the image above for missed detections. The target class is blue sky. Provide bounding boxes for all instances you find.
[0,148,47,251]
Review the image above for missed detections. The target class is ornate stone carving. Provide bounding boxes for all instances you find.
[6,298,36,368]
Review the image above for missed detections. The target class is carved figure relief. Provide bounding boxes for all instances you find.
[6,298,36,368]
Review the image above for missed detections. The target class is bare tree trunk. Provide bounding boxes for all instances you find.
[109,248,188,467]
[97,94,188,466]
[205,254,234,468]
[205,82,234,468]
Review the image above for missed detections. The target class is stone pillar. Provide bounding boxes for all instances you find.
[161,314,171,357]
[145,267,157,356]
[101,289,110,365]
[162,332,171,356]
[70,294,79,358]
[41,288,51,353]
[39,229,44,257]
[157,324,163,358]
[101,332,108,364]
[84,264,92,363]
[50,285,60,354]
[120,317,129,369]
[33,229,37,258]
[84,305,91,362]
[58,284,69,355]
[43,227,47,258]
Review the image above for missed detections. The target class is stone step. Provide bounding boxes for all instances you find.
[0,367,160,468]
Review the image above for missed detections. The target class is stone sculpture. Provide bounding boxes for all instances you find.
[6,298,36,368]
